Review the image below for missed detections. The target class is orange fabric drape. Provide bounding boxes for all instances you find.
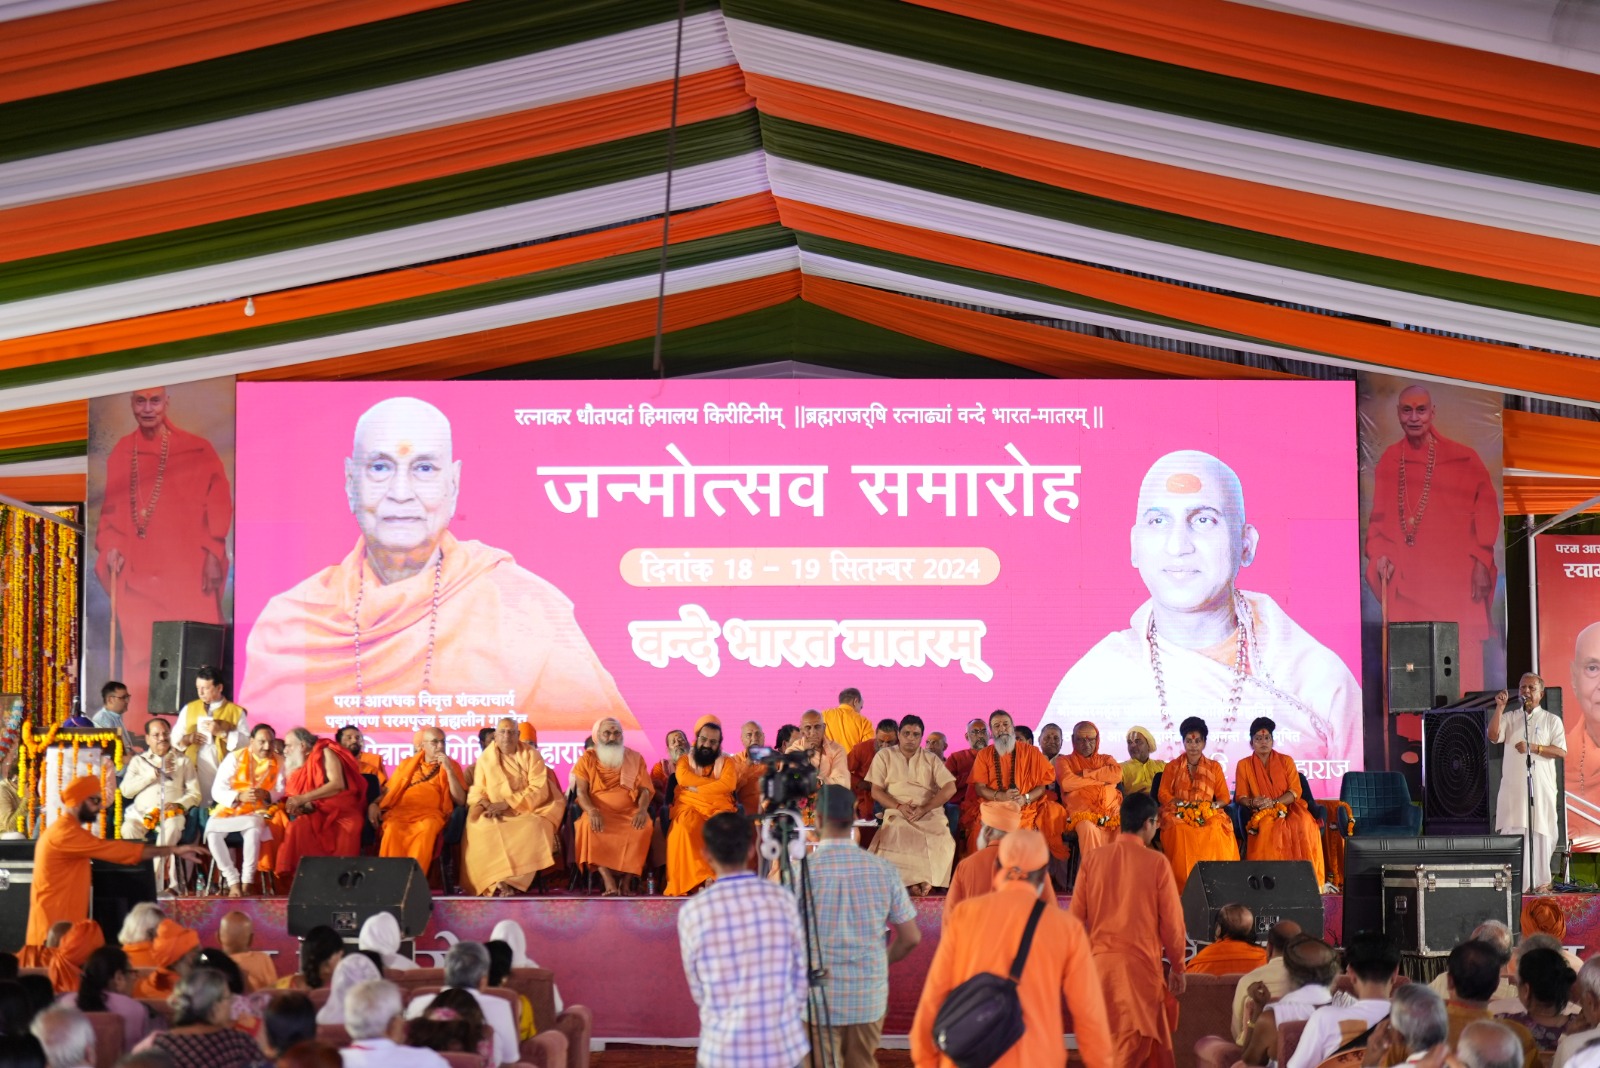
[745,73,1600,299]
[801,273,1287,380]
[905,0,1600,149]
[244,270,801,381]
[1504,478,1600,516]
[0,0,470,105]
[3,68,754,263]
[0,194,779,374]
[0,402,86,452]
[1505,410,1600,479]
[781,199,1600,403]
[0,476,86,503]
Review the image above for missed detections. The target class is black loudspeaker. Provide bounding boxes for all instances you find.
[1389,622,1461,712]
[147,621,226,715]
[1423,695,1494,834]
[1180,860,1324,944]
[287,857,431,939]
[0,840,156,952]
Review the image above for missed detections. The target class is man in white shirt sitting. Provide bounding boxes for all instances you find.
[119,717,200,893]
[404,942,518,1066]
[340,979,448,1068]
[1287,931,1401,1068]
[1233,921,1304,1043]
[1234,936,1350,1067]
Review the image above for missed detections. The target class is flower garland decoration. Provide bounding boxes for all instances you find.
[1068,809,1122,832]
[20,720,125,838]
[1246,803,1289,834]
[1172,800,1219,827]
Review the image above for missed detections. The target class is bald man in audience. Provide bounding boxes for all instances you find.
[789,710,850,792]
[218,911,279,992]
[1429,921,1518,1002]
[1462,1021,1534,1068]
[1188,905,1268,975]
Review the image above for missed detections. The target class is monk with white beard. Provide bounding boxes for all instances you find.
[572,716,654,895]
[463,717,564,896]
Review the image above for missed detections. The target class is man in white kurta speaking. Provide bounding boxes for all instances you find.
[1489,673,1566,890]
[1040,450,1360,774]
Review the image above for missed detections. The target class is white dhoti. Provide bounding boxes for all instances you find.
[121,809,188,891]
[1492,707,1565,890]
[206,813,273,887]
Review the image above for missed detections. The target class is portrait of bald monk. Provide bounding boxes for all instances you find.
[571,716,653,895]
[1365,386,1500,690]
[1567,623,1600,849]
[1042,449,1360,773]
[242,396,636,732]
[95,386,232,705]
[463,717,564,895]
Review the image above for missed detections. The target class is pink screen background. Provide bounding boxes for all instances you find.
[235,379,1361,776]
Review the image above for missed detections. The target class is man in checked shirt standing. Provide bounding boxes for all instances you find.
[679,811,810,1067]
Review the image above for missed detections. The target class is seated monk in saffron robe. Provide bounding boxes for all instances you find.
[944,718,990,859]
[464,718,564,895]
[1188,904,1268,975]
[664,716,738,896]
[850,719,899,820]
[375,727,466,876]
[275,729,367,886]
[572,716,654,895]
[1159,717,1239,890]
[971,710,1066,862]
[241,397,638,736]
[867,716,957,895]
[1235,717,1326,888]
[1055,720,1123,855]
[729,721,767,816]
[132,919,200,998]
[652,730,689,816]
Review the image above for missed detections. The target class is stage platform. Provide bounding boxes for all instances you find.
[168,891,1599,1041]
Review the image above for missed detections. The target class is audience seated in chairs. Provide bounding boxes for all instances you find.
[403,988,494,1065]
[64,946,150,1052]
[1199,935,1346,1068]
[316,956,381,1027]
[143,968,261,1068]
[245,991,317,1068]
[1232,921,1305,1042]
[402,944,517,1068]
[485,943,535,1043]
[359,914,418,973]
[1496,946,1581,1055]
[276,928,344,993]
[1287,931,1402,1068]
[342,980,449,1068]
[1382,940,1540,1068]
[1190,905,1269,976]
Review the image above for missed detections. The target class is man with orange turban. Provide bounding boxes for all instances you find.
[463,717,564,895]
[274,727,367,887]
[665,715,738,896]
[1070,791,1187,1068]
[241,396,637,735]
[374,726,466,878]
[572,716,654,895]
[47,920,104,994]
[27,775,204,945]
[972,710,1067,862]
[132,919,200,998]
[1055,721,1124,856]
[913,829,1113,1067]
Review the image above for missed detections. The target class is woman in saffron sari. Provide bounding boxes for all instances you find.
[1157,715,1237,890]
[1234,716,1325,887]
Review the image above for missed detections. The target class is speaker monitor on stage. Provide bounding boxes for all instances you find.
[287,857,432,940]
[1388,622,1460,712]
[1179,860,1324,944]
[147,621,227,715]
[1423,694,1496,835]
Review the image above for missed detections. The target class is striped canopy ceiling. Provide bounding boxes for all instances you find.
[3,0,1600,511]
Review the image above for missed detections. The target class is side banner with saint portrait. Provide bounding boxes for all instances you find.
[1535,535,1600,850]
[1357,375,1506,737]
[84,379,237,728]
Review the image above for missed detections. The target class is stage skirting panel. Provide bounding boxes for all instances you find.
[171,892,1600,1041]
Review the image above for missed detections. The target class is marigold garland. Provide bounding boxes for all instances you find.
[1172,800,1221,827]
[1246,803,1290,834]
[19,720,124,838]
[1068,809,1121,832]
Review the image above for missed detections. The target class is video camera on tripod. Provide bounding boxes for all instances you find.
[745,745,820,813]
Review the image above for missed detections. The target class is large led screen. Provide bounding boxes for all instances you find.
[235,380,1361,788]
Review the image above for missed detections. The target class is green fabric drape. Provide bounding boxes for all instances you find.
[0,225,794,390]
[726,0,1600,193]
[0,441,86,466]
[0,0,717,162]
[763,115,1600,328]
[0,113,761,304]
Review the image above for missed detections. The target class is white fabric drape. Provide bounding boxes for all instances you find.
[0,152,770,344]
[0,245,798,410]
[0,11,737,209]
[768,157,1600,361]
[726,18,1600,246]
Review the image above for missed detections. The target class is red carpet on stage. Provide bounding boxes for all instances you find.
[168,891,1599,1040]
